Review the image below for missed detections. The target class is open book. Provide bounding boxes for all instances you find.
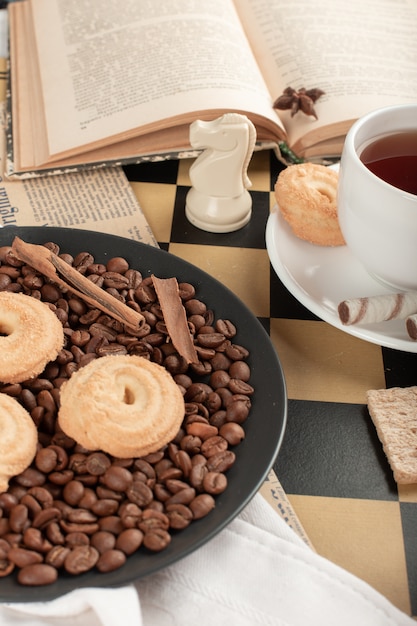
[7,0,417,177]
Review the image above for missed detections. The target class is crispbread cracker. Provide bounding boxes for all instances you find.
[366,386,417,484]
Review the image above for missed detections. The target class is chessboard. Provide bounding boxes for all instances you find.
[124,149,417,620]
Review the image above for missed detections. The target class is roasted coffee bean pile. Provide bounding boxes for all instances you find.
[0,242,254,586]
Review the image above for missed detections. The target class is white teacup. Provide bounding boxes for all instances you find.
[337,104,417,291]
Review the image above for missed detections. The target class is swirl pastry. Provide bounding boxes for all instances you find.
[0,393,38,493]
[274,162,345,246]
[0,292,64,383]
[58,355,185,458]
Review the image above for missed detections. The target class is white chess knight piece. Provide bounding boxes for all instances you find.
[185,113,256,233]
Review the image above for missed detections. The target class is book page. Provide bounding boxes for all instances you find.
[0,58,157,245]
[236,0,417,151]
[26,0,285,161]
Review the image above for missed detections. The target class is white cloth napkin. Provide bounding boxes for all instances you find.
[0,493,414,626]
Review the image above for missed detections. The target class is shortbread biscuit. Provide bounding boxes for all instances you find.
[58,355,185,458]
[0,292,64,383]
[274,162,345,246]
[0,393,38,493]
[367,386,417,484]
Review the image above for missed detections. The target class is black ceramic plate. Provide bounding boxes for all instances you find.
[0,226,287,601]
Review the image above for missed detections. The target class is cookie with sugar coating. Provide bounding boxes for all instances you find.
[274,162,345,246]
[0,393,38,493]
[0,291,64,383]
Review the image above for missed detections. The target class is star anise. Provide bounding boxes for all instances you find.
[273,87,325,120]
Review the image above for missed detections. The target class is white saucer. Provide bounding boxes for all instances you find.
[266,207,417,352]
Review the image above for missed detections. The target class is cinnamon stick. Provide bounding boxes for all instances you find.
[11,237,146,331]
[152,275,199,364]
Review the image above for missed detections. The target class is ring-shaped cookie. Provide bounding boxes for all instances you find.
[58,355,185,458]
[274,162,345,246]
[0,292,64,383]
[0,393,38,492]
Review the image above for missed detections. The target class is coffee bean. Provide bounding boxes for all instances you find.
[197,332,225,349]
[98,516,124,535]
[67,509,98,524]
[86,263,106,276]
[165,487,196,507]
[189,464,207,490]
[0,494,17,514]
[49,469,75,486]
[203,472,227,495]
[35,447,59,473]
[215,319,236,338]
[22,528,52,553]
[18,563,58,586]
[184,299,206,316]
[118,502,141,528]
[228,378,254,395]
[60,520,100,535]
[189,494,215,519]
[96,549,126,573]
[90,530,116,554]
[174,450,192,477]
[225,400,250,424]
[19,494,41,517]
[186,422,218,440]
[32,507,61,529]
[96,486,124,501]
[219,422,245,446]
[201,436,228,458]
[9,504,29,534]
[73,252,94,272]
[66,532,90,548]
[166,503,193,529]
[101,466,133,492]
[45,545,70,568]
[15,467,46,487]
[64,545,99,574]
[71,329,91,347]
[134,282,156,304]
[106,257,130,274]
[104,269,130,289]
[78,488,98,509]
[45,522,65,546]
[228,360,251,382]
[90,499,119,517]
[143,528,171,552]
[0,557,14,577]
[8,547,43,568]
[63,480,85,506]
[41,283,61,303]
[68,297,87,316]
[0,273,11,289]
[126,481,153,507]
[27,486,54,509]
[86,453,111,476]
[124,269,142,289]
[209,410,227,428]
[115,528,144,555]
[206,450,236,473]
